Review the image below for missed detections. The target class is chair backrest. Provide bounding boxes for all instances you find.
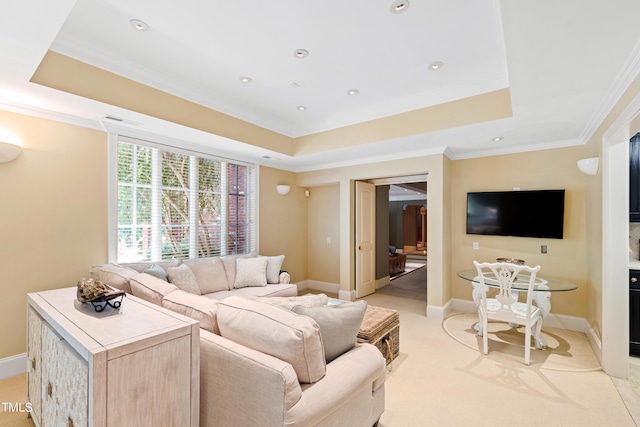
[473,260,541,317]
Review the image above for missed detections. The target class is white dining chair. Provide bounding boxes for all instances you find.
[473,260,543,365]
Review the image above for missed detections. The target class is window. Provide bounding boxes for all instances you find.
[114,137,256,262]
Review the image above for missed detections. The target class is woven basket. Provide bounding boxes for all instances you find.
[357,305,400,364]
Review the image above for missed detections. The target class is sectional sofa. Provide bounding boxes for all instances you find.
[90,254,386,426]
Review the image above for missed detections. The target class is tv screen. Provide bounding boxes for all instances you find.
[466,190,565,239]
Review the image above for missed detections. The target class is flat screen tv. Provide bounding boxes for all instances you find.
[466,189,565,239]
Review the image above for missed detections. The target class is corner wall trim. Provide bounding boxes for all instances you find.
[0,353,26,380]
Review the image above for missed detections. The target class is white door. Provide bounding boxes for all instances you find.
[356,181,376,298]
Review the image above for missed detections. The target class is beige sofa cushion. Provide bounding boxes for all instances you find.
[217,296,326,384]
[257,293,328,310]
[129,273,178,305]
[163,290,220,334]
[167,263,201,295]
[183,257,228,294]
[96,263,138,294]
[292,301,367,363]
[233,257,268,288]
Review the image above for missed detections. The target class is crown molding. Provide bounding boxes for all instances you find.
[0,98,102,131]
[580,37,640,143]
[448,138,584,161]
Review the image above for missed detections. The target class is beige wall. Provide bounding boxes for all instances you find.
[450,146,589,318]
[0,111,108,359]
[258,166,308,283]
[306,184,340,284]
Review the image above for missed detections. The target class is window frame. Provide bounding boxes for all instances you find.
[108,133,259,263]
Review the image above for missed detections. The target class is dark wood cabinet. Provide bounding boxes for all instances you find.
[389,254,407,276]
[631,270,640,356]
[630,133,640,221]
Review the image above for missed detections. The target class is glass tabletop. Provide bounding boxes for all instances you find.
[456,269,578,292]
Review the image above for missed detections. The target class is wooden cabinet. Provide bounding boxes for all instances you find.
[27,287,199,427]
[630,133,640,221]
[631,270,640,356]
[389,254,407,276]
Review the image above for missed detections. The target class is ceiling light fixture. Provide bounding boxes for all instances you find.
[492,136,504,142]
[239,76,252,83]
[347,89,359,96]
[294,49,309,59]
[429,61,444,70]
[390,0,410,14]
[129,19,149,32]
[297,106,307,111]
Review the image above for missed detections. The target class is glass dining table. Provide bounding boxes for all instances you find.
[456,268,578,348]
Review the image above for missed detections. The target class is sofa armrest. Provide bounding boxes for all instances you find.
[279,270,291,284]
[199,330,302,427]
[286,343,386,426]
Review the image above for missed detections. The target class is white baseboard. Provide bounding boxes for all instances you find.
[587,327,603,366]
[0,353,26,380]
[303,280,341,295]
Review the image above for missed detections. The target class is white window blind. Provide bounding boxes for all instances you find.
[115,138,256,262]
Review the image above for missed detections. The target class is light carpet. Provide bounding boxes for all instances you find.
[361,293,636,427]
[443,313,601,372]
[378,265,426,301]
[0,373,33,427]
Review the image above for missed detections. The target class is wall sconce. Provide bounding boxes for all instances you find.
[0,141,22,163]
[304,189,310,198]
[276,185,291,195]
[577,157,599,175]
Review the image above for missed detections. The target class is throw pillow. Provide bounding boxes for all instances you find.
[129,273,178,306]
[167,264,201,295]
[292,300,367,363]
[143,263,168,282]
[234,257,268,288]
[162,290,220,334]
[261,255,285,284]
[217,296,326,383]
[257,293,328,310]
[183,257,229,294]
[221,252,257,288]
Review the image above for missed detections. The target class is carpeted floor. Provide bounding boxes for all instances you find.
[359,292,639,427]
[378,265,426,301]
[443,313,601,371]
[0,373,33,427]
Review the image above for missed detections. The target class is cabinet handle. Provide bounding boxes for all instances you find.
[67,416,74,427]
[47,382,52,398]
[632,277,638,283]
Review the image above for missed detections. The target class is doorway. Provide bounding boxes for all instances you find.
[366,175,428,301]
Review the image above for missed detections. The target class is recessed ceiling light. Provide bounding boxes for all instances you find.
[129,19,149,32]
[347,89,359,96]
[429,61,444,70]
[239,76,252,83]
[297,106,307,111]
[390,1,410,14]
[492,136,504,142]
[294,49,309,59]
